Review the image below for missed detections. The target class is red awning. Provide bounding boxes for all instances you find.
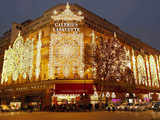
[55,84,94,94]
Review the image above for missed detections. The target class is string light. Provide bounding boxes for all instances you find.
[145,55,151,87]
[137,55,147,86]
[1,32,34,83]
[51,2,84,21]
[36,31,42,79]
[50,33,84,79]
[132,49,137,84]
[149,55,159,87]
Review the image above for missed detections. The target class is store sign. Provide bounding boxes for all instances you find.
[54,22,80,32]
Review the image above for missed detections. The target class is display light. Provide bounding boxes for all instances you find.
[132,49,137,84]
[36,31,42,79]
[145,55,151,87]
[1,32,34,83]
[137,55,147,86]
[49,33,84,79]
[149,55,159,87]
[51,2,84,21]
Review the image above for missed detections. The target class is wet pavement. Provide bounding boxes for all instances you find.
[0,111,160,120]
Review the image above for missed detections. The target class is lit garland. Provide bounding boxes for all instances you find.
[124,47,131,69]
[51,2,84,22]
[132,49,137,84]
[149,55,159,87]
[28,38,34,80]
[137,55,147,86]
[95,32,130,84]
[91,30,97,79]
[49,34,54,79]
[145,55,151,87]
[36,31,42,79]
[159,56,160,81]
[50,33,84,78]
[156,56,160,82]
[1,32,34,83]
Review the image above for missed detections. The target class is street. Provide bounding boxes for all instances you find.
[0,111,160,120]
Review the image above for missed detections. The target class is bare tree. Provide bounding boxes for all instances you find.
[94,33,134,95]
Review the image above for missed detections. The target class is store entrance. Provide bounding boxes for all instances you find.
[52,95,80,105]
[50,94,92,112]
[22,95,42,111]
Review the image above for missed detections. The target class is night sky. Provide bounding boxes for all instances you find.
[0,0,160,50]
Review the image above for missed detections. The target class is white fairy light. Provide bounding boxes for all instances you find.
[1,32,34,83]
[51,2,84,21]
[149,55,159,87]
[28,38,34,80]
[124,47,131,69]
[137,55,147,86]
[156,56,160,84]
[49,34,54,79]
[132,49,137,84]
[50,33,84,79]
[36,31,42,79]
[145,55,151,87]
[91,30,97,79]
[63,65,70,77]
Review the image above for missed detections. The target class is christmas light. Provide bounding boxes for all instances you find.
[35,31,42,79]
[145,55,151,87]
[50,33,84,79]
[49,34,54,79]
[156,56,160,82]
[51,2,84,21]
[149,55,159,87]
[124,47,131,69]
[1,32,34,83]
[132,49,137,84]
[137,55,147,86]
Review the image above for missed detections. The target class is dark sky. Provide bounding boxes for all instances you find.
[0,0,160,50]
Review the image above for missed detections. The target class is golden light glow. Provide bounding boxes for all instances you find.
[1,32,34,83]
[158,56,160,81]
[156,56,160,81]
[145,55,151,87]
[50,33,84,79]
[137,55,147,86]
[51,2,84,21]
[132,49,137,84]
[91,30,97,79]
[35,31,42,79]
[149,55,159,87]
[124,47,131,69]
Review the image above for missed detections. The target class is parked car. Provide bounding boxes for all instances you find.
[106,104,116,111]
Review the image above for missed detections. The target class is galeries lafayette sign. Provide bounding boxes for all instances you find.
[54,22,80,32]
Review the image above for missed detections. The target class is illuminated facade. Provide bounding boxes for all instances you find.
[0,2,160,105]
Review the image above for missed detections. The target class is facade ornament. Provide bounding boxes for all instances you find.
[114,32,117,39]
[51,2,84,21]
